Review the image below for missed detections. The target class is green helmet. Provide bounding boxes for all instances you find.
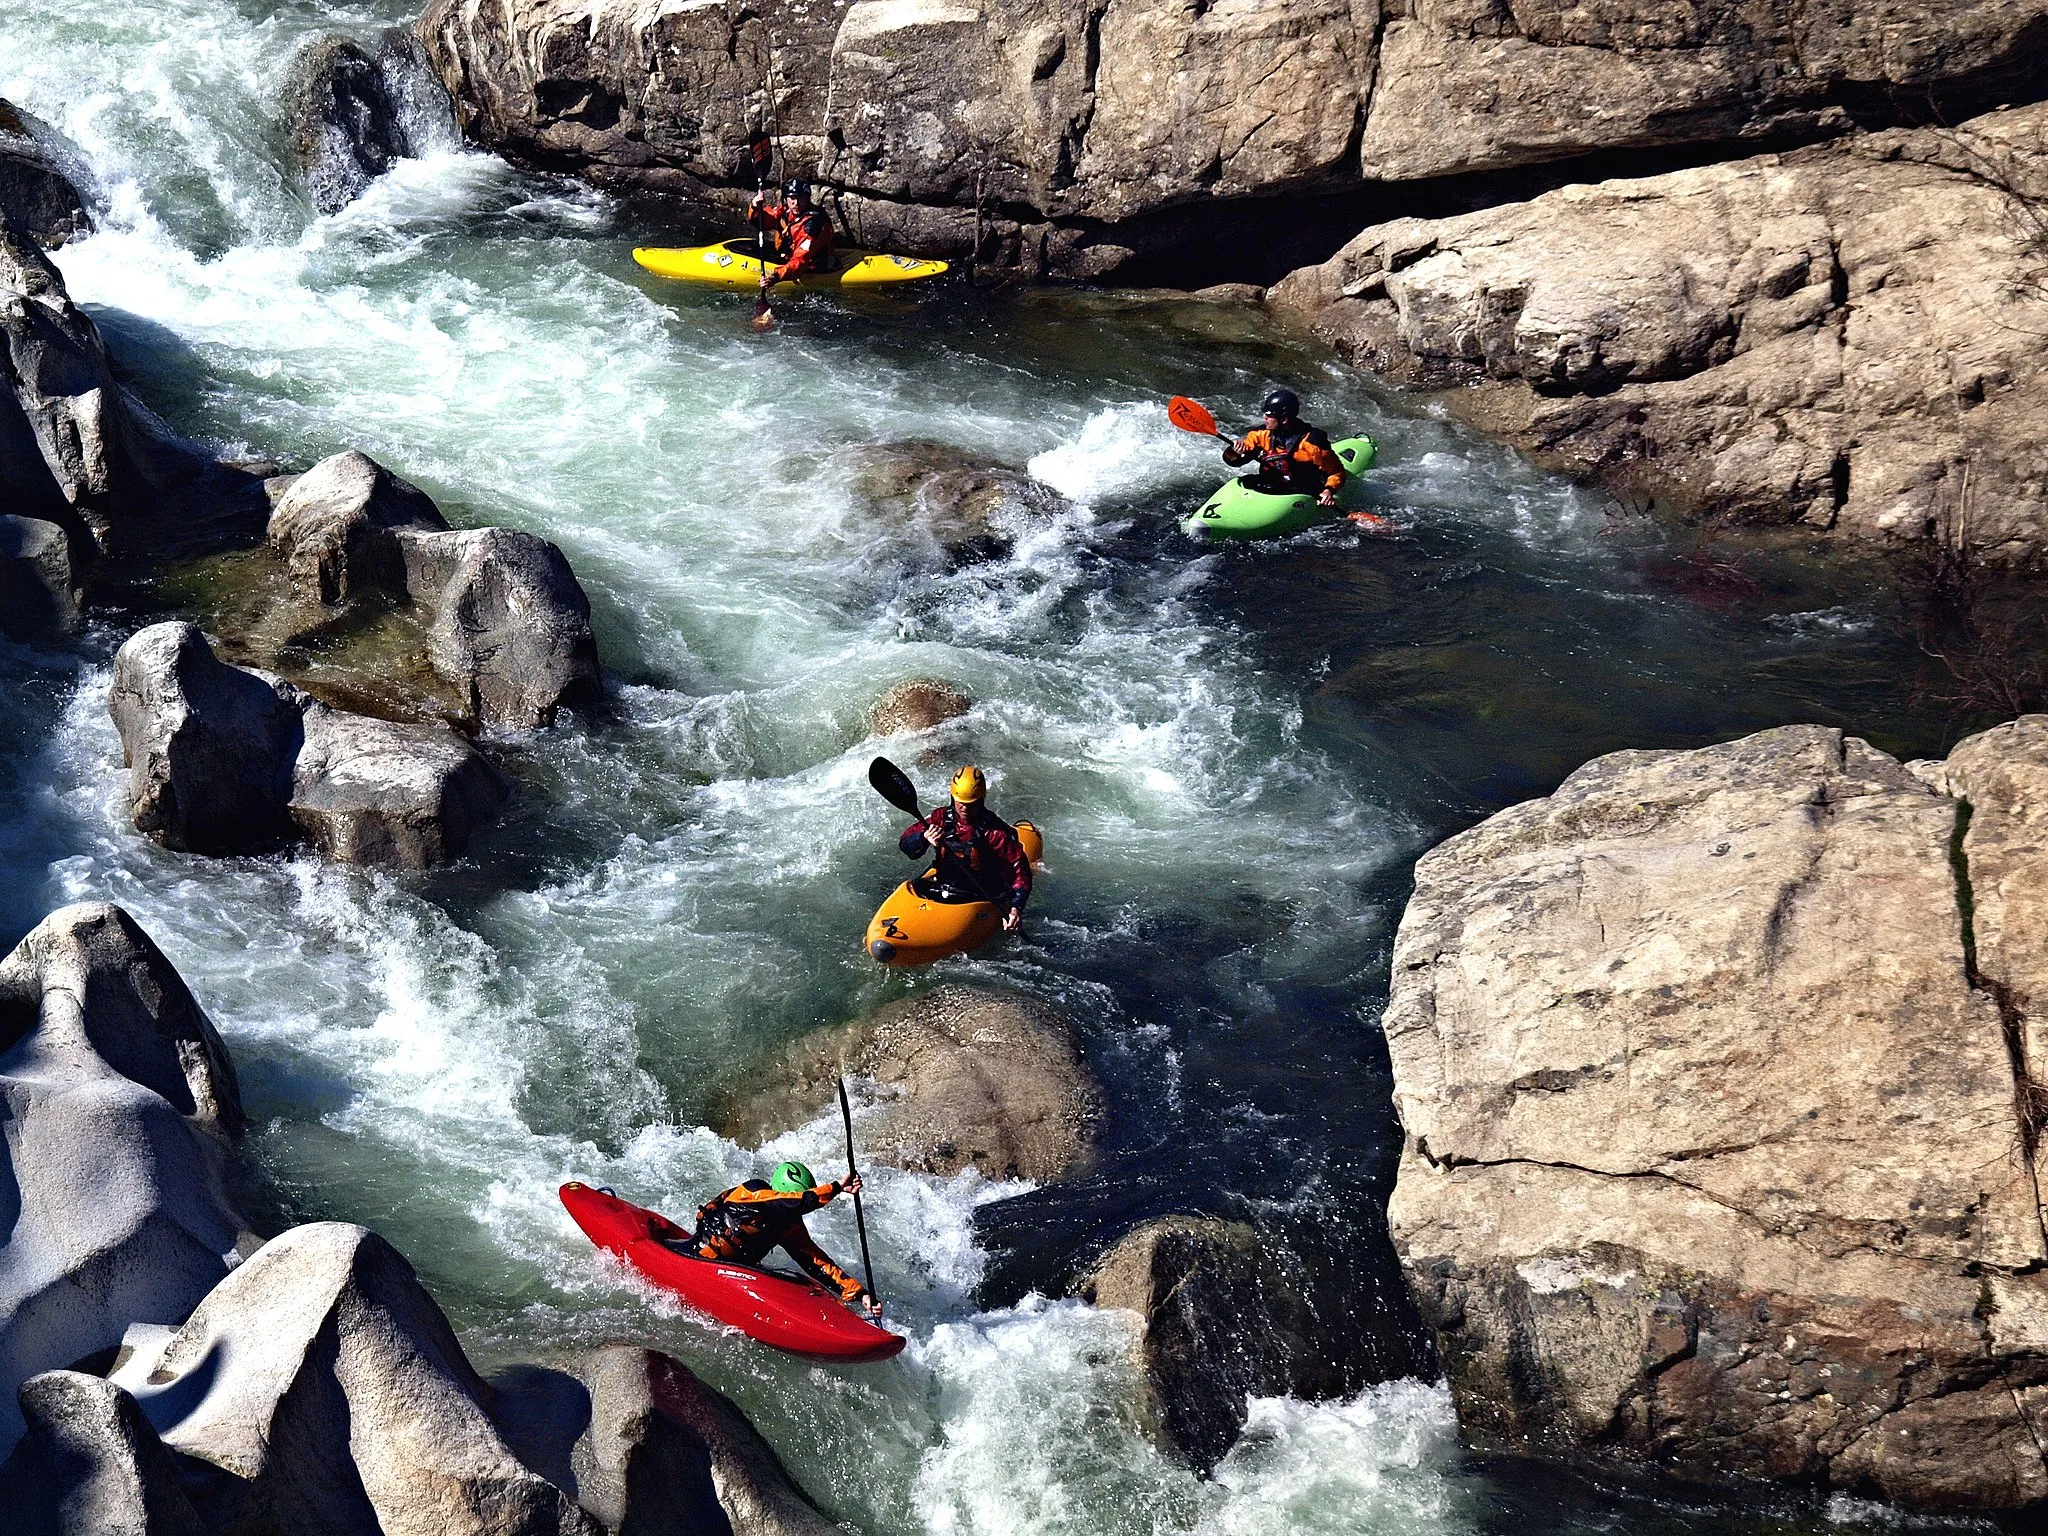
[769,1160,816,1193]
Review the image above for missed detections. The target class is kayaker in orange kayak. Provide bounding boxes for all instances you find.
[899,764,1033,934]
[670,1160,880,1316]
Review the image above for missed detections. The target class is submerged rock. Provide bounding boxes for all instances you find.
[109,621,506,867]
[267,448,449,603]
[718,984,1099,1182]
[1272,104,2048,563]
[1077,1216,1362,1473]
[1383,721,2048,1509]
[841,440,1069,560]
[493,1345,839,1536]
[868,677,972,737]
[0,98,91,246]
[0,512,80,637]
[0,903,252,1456]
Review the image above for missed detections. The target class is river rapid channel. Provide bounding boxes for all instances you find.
[0,4,1993,1534]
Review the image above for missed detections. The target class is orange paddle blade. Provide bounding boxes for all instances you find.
[1167,396,1220,437]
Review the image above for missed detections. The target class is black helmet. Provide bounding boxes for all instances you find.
[1261,388,1299,420]
[783,178,812,205]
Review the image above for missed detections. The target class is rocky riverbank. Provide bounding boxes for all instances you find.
[413,0,2048,281]
[1381,719,2048,1510]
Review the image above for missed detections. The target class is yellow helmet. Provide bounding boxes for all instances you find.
[949,764,986,803]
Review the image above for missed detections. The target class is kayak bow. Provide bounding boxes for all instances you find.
[560,1182,906,1363]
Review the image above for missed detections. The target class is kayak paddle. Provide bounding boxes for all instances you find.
[868,755,922,819]
[1167,396,1231,442]
[838,1076,880,1308]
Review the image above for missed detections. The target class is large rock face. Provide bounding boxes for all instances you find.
[718,984,1100,1182]
[1271,104,2048,561]
[0,1369,207,1536]
[0,513,80,638]
[110,621,507,867]
[1383,722,2048,1509]
[0,903,251,1456]
[285,32,458,216]
[416,0,2048,277]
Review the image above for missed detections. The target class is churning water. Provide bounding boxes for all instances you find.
[0,3,1986,1533]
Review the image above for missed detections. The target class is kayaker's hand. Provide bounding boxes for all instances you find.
[1002,907,1022,934]
[1317,488,1339,508]
[842,1171,864,1196]
[859,1295,883,1318]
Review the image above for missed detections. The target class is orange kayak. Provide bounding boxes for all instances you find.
[865,821,1043,966]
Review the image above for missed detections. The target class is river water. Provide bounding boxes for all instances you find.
[0,4,1986,1534]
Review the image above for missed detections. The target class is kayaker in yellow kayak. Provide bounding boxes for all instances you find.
[669,1161,881,1317]
[898,765,1033,934]
[1222,388,1348,509]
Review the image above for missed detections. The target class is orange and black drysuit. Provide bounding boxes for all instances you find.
[1223,421,1346,497]
[745,194,791,260]
[682,1178,869,1305]
[768,209,835,284]
[900,802,1033,913]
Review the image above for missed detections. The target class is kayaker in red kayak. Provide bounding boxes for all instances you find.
[899,764,1033,933]
[673,1160,881,1316]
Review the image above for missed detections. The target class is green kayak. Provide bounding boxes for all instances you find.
[1182,436,1378,540]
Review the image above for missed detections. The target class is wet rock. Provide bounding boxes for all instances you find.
[1272,105,2048,562]
[0,513,80,637]
[0,1370,206,1536]
[109,621,506,867]
[492,1345,839,1536]
[112,1222,597,1536]
[1077,1216,1358,1473]
[266,449,449,604]
[286,32,454,215]
[1383,722,2048,1509]
[0,99,92,247]
[718,984,1099,1182]
[417,0,2048,278]
[868,677,972,736]
[0,903,252,1455]
[109,622,304,856]
[0,214,141,548]
[398,525,602,731]
[843,441,1067,558]
[290,701,509,868]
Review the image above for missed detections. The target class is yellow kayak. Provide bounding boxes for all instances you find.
[866,822,1043,967]
[633,239,949,292]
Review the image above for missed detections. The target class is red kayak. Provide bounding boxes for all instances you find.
[558,1182,906,1363]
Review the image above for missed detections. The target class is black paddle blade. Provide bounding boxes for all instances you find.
[868,756,921,818]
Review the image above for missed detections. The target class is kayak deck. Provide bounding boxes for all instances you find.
[1183,435,1379,539]
[560,1182,905,1363]
[633,239,949,292]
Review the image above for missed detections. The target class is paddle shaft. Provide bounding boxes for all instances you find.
[837,1077,879,1306]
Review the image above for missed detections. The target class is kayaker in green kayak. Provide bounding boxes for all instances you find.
[1221,388,1348,508]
